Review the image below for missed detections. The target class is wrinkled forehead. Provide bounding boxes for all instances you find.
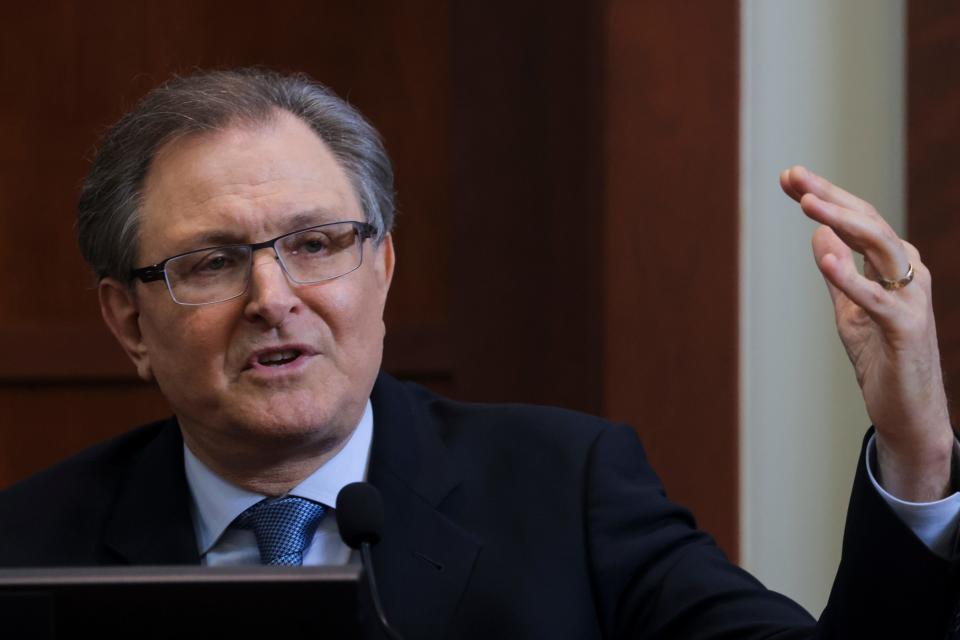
[137,113,363,260]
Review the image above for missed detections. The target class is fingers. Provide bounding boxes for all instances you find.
[811,225,851,307]
[781,166,910,284]
[902,240,922,264]
[817,248,896,328]
[800,192,909,282]
[781,165,873,213]
[812,224,927,334]
[779,169,802,201]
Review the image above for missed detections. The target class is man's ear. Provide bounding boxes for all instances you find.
[377,232,395,292]
[98,278,153,381]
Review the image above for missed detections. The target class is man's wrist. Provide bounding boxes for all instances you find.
[866,434,960,558]
[875,428,955,502]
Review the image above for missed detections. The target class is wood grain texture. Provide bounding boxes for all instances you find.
[448,0,605,412]
[603,1,740,558]
[907,2,960,421]
[0,383,171,485]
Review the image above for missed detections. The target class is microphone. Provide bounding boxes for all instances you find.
[336,482,404,640]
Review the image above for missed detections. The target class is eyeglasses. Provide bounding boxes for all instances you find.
[130,221,377,305]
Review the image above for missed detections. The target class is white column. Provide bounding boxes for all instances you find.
[739,0,905,615]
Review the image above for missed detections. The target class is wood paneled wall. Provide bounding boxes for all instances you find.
[1,1,741,559]
[908,3,960,422]
[448,1,604,412]
[602,1,740,558]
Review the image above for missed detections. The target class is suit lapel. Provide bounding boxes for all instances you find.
[368,373,481,637]
[100,419,201,565]
[96,371,480,632]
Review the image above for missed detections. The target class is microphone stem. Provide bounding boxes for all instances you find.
[361,541,404,640]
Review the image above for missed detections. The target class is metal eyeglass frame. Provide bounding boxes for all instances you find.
[129,220,377,306]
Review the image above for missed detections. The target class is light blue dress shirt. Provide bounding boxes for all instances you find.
[183,400,373,566]
[865,435,960,558]
[183,402,959,564]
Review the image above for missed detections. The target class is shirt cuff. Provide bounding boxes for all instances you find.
[865,434,960,559]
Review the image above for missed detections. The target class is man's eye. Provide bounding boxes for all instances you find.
[291,235,331,255]
[303,239,328,254]
[199,255,231,271]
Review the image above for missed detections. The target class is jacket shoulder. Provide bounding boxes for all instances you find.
[399,379,619,459]
[1,419,174,500]
[0,419,176,562]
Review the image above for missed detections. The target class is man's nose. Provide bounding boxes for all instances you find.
[243,251,300,328]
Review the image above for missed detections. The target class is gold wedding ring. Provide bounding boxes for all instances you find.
[878,262,914,290]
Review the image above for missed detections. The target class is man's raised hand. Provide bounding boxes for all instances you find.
[780,165,953,502]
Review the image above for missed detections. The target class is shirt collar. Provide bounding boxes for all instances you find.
[183,400,374,556]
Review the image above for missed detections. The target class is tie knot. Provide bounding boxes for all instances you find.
[233,496,327,566]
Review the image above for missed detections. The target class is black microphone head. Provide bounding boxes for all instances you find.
[336,482,384,549]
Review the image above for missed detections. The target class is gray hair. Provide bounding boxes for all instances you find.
[77,68,395,283]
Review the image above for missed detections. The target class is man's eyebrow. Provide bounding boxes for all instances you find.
[173,209,345,252]
[286,209,342,230]
[172,230,245,252]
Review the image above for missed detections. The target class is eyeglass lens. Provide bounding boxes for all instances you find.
[164,222,364,305]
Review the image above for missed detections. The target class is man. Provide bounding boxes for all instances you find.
[0,68,957,637]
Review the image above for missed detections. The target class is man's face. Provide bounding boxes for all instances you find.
[114,111,393,455]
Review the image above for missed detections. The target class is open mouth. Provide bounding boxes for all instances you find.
[257,349,303,367]
[245,344,317,372]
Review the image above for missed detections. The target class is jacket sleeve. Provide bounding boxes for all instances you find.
[817,429,959,638]
[585,424,959,639]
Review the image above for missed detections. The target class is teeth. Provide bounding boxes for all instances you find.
[258,350,301,365]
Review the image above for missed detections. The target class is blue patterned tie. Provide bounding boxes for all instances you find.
[232,496,327,566]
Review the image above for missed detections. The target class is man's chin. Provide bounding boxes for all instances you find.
[228,406,339,439]
[220,389,361,445]
[206,410,346,461]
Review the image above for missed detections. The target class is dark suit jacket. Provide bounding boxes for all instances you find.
[0,372,957,638]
